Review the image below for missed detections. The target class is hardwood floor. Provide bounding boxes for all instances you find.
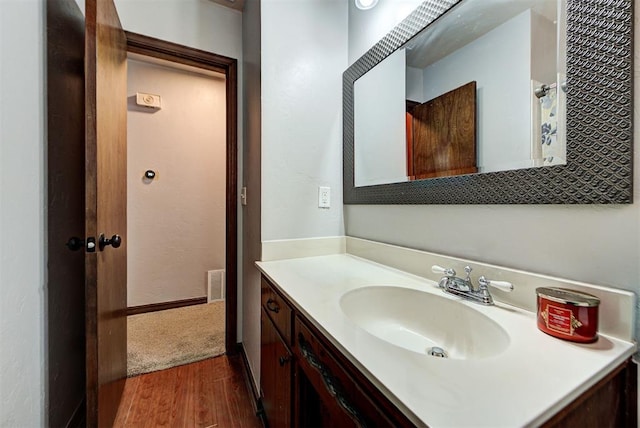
[114,355,262,427]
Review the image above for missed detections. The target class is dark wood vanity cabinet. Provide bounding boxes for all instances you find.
[260,275,637,428]
[294,316,415,427]
[541,358,637,428]
[260,276,414,428]
[260,276,293,427]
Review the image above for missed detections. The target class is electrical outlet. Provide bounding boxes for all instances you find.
[318,186,330,208]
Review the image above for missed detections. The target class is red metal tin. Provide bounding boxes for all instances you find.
[536,287,600,343]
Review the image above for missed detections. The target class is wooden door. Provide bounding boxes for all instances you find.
[46,0,86,426]
[85,0,128,425]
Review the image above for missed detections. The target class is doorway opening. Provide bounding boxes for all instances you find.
[124,33,238,374]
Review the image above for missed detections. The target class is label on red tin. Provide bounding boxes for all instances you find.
[544,304,573,334]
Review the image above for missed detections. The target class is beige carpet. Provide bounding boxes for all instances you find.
[127,301,226,377]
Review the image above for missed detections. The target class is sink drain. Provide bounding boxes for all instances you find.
[428,346,447,358]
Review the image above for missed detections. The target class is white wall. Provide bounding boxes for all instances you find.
[127,58,226,307]
[261,0,347,241]
[0,0,45,426]
[530,10,557,85]
[346,0,640,343]
[354,48,407,186]
[406,66,423,101]
[248,0,348,389]
[114,0,242,61]
[421,10,532,172]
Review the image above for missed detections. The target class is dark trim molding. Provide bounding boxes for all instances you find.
[125,32,239,353]
[127,297,208,316]
[65,398,86,428]
[237,343,266,426]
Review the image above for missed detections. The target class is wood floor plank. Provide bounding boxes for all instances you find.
[226,373,262,428]
[212,378,233,427]
[113,375,139,426]
[148,365,177,427]
[170,361,196,428]
[114,355,260,428]
[210,353,233,381]
[195,358,217,427]
[123,371,158,427]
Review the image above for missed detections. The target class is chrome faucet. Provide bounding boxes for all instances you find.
[431,265,513,305]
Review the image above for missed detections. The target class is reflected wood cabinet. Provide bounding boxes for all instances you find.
[260,275,637,428]
[407,81,477,180]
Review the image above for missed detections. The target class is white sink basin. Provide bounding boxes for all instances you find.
[339,286,510,360]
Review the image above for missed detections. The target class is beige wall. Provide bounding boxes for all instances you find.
[127,57,226,306]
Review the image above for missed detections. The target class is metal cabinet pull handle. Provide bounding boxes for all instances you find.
[266,298,280,313]
[279,355,290,367]
[298,332,368,428]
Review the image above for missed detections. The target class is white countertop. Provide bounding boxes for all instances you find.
[256,253,636,428]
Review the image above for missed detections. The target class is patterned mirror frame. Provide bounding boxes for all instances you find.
[343,0,633,204]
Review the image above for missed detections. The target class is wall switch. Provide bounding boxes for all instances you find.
[318,186,330,208]
[240,186,247,206]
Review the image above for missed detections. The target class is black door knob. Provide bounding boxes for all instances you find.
[99,234,122,251]
[66,237,84,251]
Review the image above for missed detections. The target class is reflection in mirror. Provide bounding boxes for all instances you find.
[353,0,566,187]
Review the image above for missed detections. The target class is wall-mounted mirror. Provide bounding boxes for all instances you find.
[343,0,633,204]
[354,0,565,186]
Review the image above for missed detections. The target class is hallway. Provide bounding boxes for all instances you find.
[114,355,261,427]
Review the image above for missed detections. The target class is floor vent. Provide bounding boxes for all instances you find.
[207,269,225,303]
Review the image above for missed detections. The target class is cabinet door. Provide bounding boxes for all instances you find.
[295,318,402,428]
[261,309,292,428]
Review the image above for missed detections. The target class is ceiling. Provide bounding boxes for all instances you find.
[208,0,244,12]
[406,0,559,69]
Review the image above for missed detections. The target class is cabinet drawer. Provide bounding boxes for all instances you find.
[294,316,405,428]
[261,276,292,344]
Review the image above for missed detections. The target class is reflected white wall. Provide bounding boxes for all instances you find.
[354,49,407,186]
[421,11,531,172]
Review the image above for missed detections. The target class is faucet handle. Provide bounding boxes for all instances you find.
[478,276,514,292]
[432,265,456,277]
[464,266,472,281]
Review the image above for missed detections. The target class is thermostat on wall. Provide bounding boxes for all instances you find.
[136,92,162,109]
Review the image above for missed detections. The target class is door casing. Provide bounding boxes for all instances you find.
[125,32,239,352]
